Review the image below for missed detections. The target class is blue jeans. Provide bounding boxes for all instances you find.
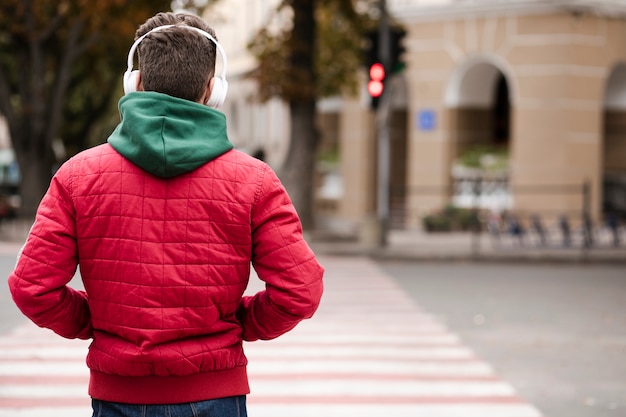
[91,396,247,417]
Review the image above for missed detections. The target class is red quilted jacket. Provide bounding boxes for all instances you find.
[8,93,324,404]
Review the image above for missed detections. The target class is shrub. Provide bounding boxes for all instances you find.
[422,205,478,232]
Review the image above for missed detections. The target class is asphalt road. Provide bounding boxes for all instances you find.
[380,260,626,417]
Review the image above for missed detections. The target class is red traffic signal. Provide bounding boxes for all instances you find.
[370,62,385,80]
[368,63,385,98]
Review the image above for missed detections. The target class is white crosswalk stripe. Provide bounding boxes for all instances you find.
[0,256,543,417]
[0,323,90,416]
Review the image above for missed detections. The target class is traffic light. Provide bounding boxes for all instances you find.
[390,28,407,74]
[368,62,385,109]
[363,30,378,68]
[363,26,407,109]
[363,27,406,74]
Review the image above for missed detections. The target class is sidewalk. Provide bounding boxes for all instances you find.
[307,229,626,264]
[0,219,30,255]
[1,218,624,263]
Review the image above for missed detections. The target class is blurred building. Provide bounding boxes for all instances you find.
[210,0,626,233]
[203,0,291,169]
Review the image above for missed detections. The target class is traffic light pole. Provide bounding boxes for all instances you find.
[376,0,391,246]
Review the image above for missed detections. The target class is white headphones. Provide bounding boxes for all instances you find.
[123,24,228,109]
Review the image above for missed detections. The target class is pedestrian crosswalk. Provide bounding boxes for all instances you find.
[0,324,90,415]
[0,256,543,417]
[244,257,542,417]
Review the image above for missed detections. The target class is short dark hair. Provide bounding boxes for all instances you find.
[135,12,217,102]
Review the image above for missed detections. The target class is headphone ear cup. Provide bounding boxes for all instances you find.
[124,70,139,95]
[205,77,228,108]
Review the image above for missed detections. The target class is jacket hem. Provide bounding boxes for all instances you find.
[89,366,249,404]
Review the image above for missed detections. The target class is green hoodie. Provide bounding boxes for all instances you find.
[108,92,234,178]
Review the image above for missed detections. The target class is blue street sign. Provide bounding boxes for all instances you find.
[417,109,436,131]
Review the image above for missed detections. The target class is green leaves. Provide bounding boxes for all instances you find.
[247,0,376,102]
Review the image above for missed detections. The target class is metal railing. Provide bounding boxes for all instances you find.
[390,177,624,255]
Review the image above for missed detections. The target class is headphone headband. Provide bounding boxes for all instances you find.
[123,24,228,108]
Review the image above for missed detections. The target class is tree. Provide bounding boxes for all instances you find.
[0,0,215,217]
[247,0,376,230]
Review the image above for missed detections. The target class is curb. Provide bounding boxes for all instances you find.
[309,241,626,264]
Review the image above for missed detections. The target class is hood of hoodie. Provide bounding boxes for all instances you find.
[108,92,233,178]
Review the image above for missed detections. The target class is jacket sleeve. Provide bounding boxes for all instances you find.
[237,165,324,342]
[7,163,92,340]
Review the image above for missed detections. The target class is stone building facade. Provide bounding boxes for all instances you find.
[207,0,626,233]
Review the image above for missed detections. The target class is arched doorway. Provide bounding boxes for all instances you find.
[445,56,515,212]
[603,63,626,220]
